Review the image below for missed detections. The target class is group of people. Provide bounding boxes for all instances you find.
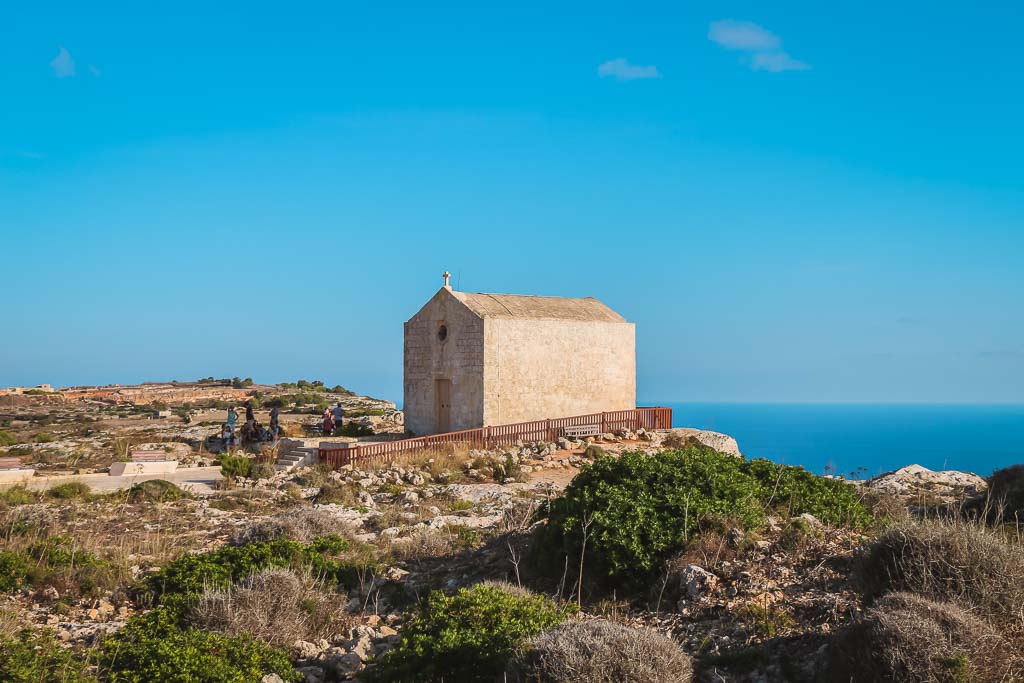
[321,402,345,436]
[220,402,282,448]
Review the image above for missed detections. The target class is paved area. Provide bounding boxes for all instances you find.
[13,466,224,495]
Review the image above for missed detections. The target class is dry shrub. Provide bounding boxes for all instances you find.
[373,445,474,479]
[857,519,1024,626]
[191,568,349,647]
[859,487,911,522]
[477,579,536,600]
[249,462,277,480]
[2,504,57,538]
[661,432,704,451]
[388,528,457,564]
[507,618,693,683]
[313,482,360,506]
[830,592,1023,682]
[988,464,1024,520]
[229,508,355,546]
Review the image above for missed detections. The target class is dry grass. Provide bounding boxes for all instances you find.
[1,504,58,539]
[228,508,357,546]
[507,618,694,683]
[0,496,204,598]
[191,568,350,647]
[830,592,1023,682]
[660,433,704,451]
[312,481,362,506]
[387,528,458,565]
[362,444,475,480]
[857,518,1024,628]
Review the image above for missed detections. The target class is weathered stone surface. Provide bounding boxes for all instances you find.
[867,464,986,497]
[678,564,719,602]
[660,428,742,457]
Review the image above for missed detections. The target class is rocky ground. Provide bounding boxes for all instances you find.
[0,396,1001,682]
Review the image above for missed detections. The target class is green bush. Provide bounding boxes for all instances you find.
[368,582,572,683]
[0,485,36,507]
[4,536,117,598]
[0,550,30,592]
[740,457,872,527]
[217,454,253,479]
[127,479,186,503]
[337,421,373,437]
[47,482,92,500]
[0,430,16,446]
[989,464,1024,520]
[98,608,299,683]
[0,627,99,682]
[536,447,870,585]
[145,536,375,612]
[33,432,55,443]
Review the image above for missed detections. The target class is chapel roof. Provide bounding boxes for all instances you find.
[449,290,627,323]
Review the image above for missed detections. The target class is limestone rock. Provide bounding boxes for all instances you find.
[678,564,719,602]
[661,428,742,457]
[867,464,986,498]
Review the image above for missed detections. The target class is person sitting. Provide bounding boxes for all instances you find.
[221,423,234,450]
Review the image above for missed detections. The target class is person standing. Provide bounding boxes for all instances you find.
[322,409,335,436]
[245,402,255,426]
[332,402,345,432]
[269,405,280,437]
[226,406,238,431]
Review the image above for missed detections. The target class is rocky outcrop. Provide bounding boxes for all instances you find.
[866,464,987,499]
[656,428,743,457]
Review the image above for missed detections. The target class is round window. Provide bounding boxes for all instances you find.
[437,324,448,342]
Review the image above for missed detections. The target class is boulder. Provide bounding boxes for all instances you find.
[677,564,719,602]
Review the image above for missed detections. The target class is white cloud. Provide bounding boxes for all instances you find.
[50,46,76,78]
[708,20,780,51]
[752,51,810,72]
[597,58,661,81]
[708,19,809,73]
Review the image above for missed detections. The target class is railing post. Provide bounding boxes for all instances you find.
[601,412,607,433]
[545,419,552,442]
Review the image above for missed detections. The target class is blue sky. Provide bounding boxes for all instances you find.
[2,1,1022,404]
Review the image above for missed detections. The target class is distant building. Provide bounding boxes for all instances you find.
[403,273,636,435]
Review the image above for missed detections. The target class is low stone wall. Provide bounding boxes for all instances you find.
[0,469,35,484]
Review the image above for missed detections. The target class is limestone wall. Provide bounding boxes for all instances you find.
[404,289,485,435]
[482,318,635,425]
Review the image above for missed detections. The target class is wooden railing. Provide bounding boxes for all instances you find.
[319,407,673,469]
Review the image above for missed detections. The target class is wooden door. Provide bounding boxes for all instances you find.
[435,379,451,433]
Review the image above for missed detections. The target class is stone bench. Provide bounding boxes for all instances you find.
[131,450,171,462]
[562,424,601,438]
[110,450,178,476]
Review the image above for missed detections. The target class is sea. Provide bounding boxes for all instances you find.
[658,402,1024,479]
